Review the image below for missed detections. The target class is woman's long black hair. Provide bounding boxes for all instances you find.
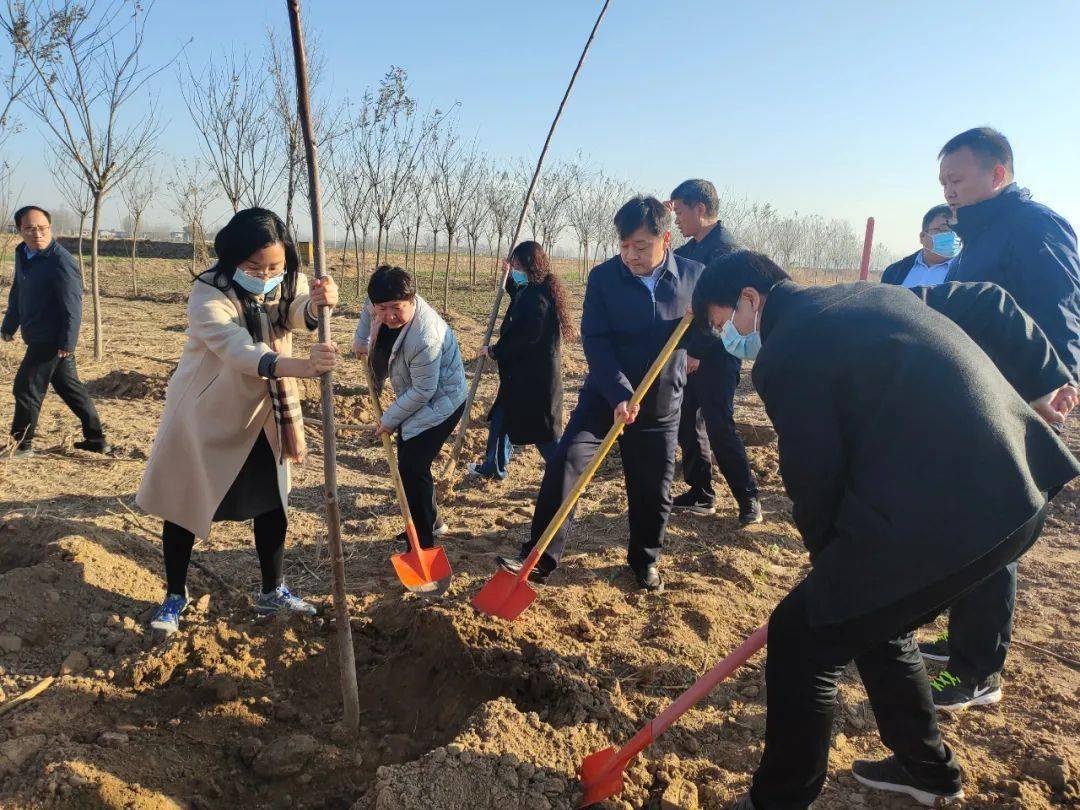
[510,241,575,341]
[196,207,300,333]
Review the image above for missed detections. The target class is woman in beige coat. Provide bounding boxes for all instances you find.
[137,208,338,634]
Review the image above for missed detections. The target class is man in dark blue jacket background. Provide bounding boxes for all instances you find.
[920,127,1080,711]
[497,196,702,591]
[669,179,761,525]
[1,205,108,456]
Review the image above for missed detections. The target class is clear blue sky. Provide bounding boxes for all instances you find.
[5,0,1079,256]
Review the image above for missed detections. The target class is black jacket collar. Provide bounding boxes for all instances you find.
[760,280,801,343]
[18,239,58,261]
[953,183,1025,238]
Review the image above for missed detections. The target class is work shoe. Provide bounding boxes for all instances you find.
[672,488,716,516]
[930,670,1001,712]
[433,520,448,537]
[739,497,764,525]
[10,444,34,458]
[466,462,502,480]
[254,585,317,616]
[495,554,548,584]
[150,591,189,635]
[852,756,963,806]
[919,630,950,662]
[633,563,664,593]
[74,439,112,454]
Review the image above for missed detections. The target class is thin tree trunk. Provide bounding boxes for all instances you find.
[442,231,453,313]
[360,227,368,277]
[429,231,438,294]
[90,193,104,360]
[374,222,384,269]
[352,225,362,297]
[130,234,138,296]
[411,215,422,276]
[340,223,349,266]
[77,214,87,292]
[191,219,197,274]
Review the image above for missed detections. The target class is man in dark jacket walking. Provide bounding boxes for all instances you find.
[668,179,761,524]
[1,205,108,456]
[694,251,1079,810]
[917,127,1080,710]
[880,204,959,287]
[497,197,702,592]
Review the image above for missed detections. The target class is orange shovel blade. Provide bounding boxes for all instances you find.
[472,569,537,619]
[390,545,452,591]
[578,746,624,807]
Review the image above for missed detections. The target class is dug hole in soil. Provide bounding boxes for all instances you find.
[1,259,1078,809]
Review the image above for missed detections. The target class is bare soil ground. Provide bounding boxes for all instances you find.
[0,255,1077,809]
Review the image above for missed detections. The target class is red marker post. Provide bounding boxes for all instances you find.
[858,216,875,280]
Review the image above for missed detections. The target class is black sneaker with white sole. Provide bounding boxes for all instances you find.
[738,497,763,525]
[930,670,1002,712]
[495,554,549,584]
[672,489,716,516]
[919,630,950,662]
[852,756,963,807]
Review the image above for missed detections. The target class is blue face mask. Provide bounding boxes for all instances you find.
[510,269,528,286]
[233,269,284,297]
[930,231,961,259]
[720,304,762,361]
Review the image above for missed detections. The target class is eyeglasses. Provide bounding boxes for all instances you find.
[20,225,50,235]
[240,269,286,280]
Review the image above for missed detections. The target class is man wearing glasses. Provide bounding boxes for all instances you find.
[881,204,960,288]
[1,205,109,456]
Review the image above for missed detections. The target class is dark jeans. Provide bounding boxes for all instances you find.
[11,343,104,448]
[397,403,465,548]
[677,353,757,505]
[750,502,1048,809]
[162,508,287,596]
[523,391,677,574]
[477,403,557,479]
[947,562,1017,682]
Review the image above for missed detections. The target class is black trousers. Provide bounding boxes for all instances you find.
[162,508,287,596]
[396,403,464,549]
[946,561,1017,682]
[749,502,1048,809]
[523,391,678,573]
[11,343,104,448]
[677,353,757,505]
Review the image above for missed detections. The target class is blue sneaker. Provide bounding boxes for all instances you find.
[150,591,189,634]
[254,585,317,616]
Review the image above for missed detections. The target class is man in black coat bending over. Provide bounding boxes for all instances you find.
[668,179,761,524]
[692,251,1079,810]
[1,205,109,456]
[497,196,703,592]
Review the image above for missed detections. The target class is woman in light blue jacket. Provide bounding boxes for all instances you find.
[353,265,466,548]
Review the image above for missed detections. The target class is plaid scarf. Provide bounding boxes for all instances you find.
[231,288,307,465]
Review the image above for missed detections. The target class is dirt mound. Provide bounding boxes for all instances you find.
[299,379,376,426]
[87,370,168,400]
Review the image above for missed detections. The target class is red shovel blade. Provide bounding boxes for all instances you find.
[472,568,537,619]
[390,545,452,592]
[578,746,624,807]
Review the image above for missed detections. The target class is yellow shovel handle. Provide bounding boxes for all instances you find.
[526,311,695,566]
[364,360,414,526]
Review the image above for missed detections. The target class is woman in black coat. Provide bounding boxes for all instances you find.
[469,241,574,479]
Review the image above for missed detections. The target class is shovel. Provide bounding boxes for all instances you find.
[578,623,768,806]
[363,360,453,592]
[473,311,695,620]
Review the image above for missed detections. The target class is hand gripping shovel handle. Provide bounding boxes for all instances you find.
[578,623,768,807]
[363,360,420,554]
[517,312,695,583]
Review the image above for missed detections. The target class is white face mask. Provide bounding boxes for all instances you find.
[720,302,761,361]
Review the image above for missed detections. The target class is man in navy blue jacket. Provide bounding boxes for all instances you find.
[1,205,108,456]
[496,196,703,591]
[669,179,761,525]
[919,127,1080,712]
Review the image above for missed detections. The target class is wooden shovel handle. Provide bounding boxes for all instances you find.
[363,361,416,534]
[520,311,695,578]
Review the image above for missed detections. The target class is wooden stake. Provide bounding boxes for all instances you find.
[286,0,360,735]
[0,677,54,719]
[440,0,613,484]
